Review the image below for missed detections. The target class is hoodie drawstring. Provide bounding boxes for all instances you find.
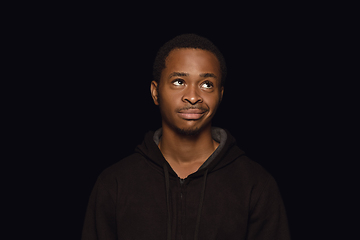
[164,163,172,240]
[163,163,209,240]
[194,168,208,240]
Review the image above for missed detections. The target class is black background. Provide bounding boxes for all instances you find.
[16,3,352,240]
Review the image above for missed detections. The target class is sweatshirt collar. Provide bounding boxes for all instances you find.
[152,127,228,171]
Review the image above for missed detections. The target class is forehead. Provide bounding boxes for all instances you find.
[164,48,221,77]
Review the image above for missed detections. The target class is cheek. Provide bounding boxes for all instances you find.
[158,91,178,113]
[205,94,221,111]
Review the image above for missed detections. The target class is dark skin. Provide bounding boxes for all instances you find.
[151,48,224,179]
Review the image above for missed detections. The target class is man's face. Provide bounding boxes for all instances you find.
[151,48,224,135]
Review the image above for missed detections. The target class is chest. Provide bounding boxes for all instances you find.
[170,162,203,179]
[115,173,251,240]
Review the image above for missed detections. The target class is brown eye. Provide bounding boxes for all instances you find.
[173,79,185,86]
[200,81,213,89]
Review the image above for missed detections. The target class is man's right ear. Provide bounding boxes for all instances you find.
[150,81,159,105]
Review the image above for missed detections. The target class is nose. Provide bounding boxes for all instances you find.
[182,85,203,105]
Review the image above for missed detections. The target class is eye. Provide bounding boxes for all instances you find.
[200,81,214,89]
[172,79,185,86]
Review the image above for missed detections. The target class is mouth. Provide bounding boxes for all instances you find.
[177,109,208,120]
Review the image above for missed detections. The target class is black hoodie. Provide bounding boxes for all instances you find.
[82,128,291,240]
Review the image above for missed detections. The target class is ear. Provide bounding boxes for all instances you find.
[150,81,159,105]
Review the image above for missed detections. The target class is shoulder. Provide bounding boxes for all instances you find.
[96,153,146,186]
[230,155,278,190]
[239,156,272,178]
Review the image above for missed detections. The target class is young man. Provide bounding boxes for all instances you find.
[82,34,291,240]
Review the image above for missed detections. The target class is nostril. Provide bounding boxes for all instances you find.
[183,97,203,105]
[182,90,203,105]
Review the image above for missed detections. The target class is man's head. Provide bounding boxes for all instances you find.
[153,34,227,87]
[151,34,226,136]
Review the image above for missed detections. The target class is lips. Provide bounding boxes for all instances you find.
[177,108,207,120]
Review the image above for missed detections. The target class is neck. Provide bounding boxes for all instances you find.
[159,124,219,165]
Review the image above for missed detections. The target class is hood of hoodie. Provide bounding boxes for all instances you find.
[135,127,246,179]
[135,128,248,240]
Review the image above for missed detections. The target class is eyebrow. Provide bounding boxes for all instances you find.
[168,72,218,79]
[168,72,189,79]
[199,73,218,79]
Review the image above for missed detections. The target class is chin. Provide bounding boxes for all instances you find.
[174,119,212,136]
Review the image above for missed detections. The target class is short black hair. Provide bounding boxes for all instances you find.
[153,34,227,86]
